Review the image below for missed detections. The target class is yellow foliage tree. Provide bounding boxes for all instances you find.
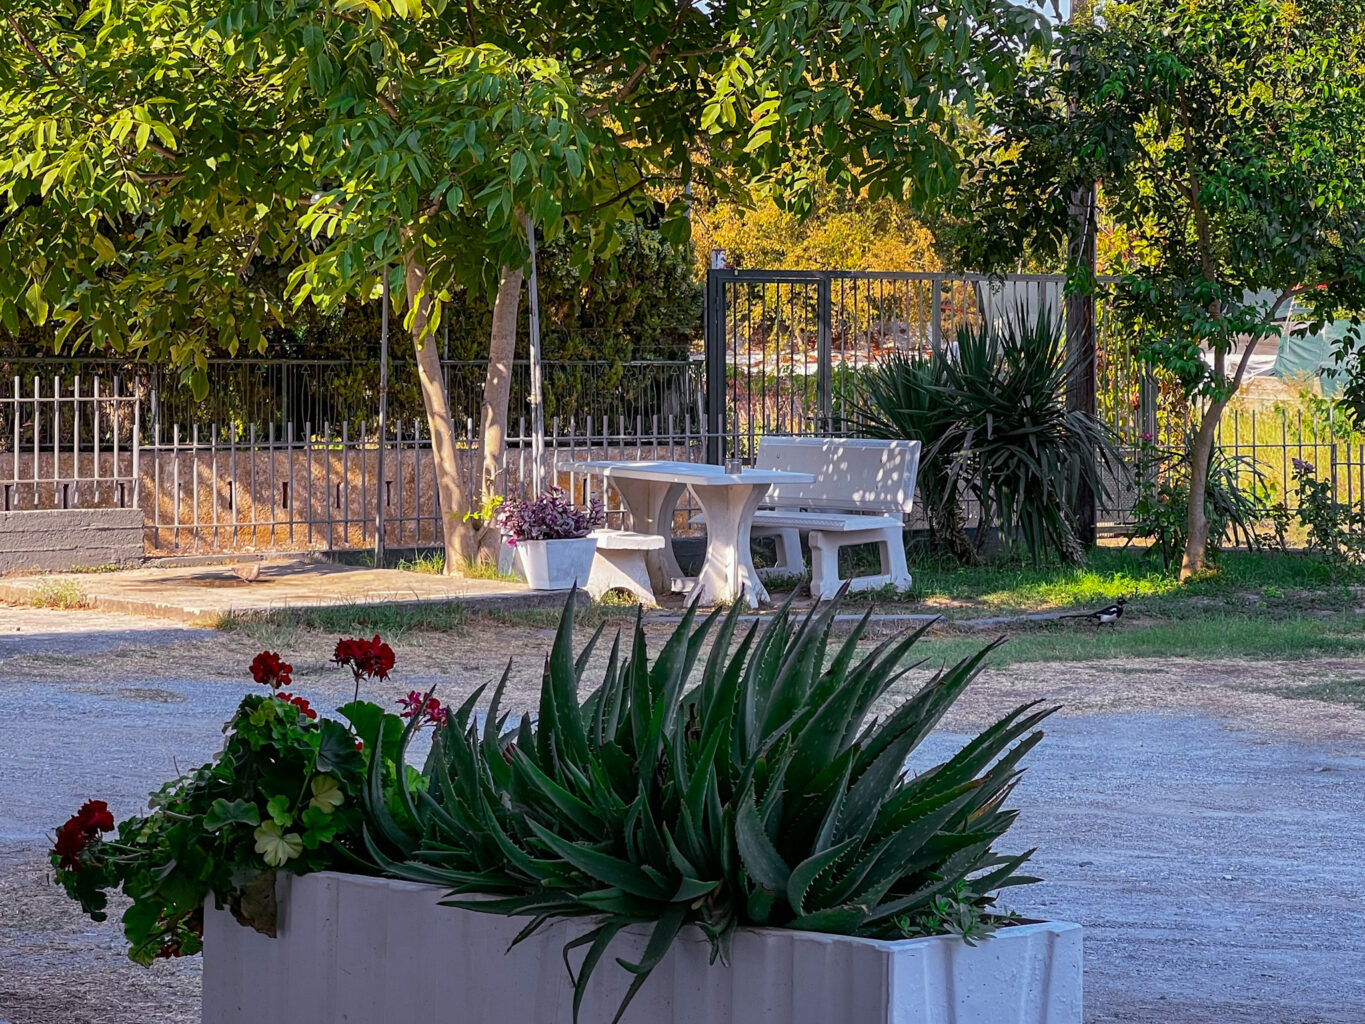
[693,186,940,275]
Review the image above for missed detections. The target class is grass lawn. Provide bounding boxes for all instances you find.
[896,546,1349,614]
[848,547,1365,669]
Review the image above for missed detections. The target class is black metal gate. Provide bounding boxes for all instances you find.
[703,269,1069,462]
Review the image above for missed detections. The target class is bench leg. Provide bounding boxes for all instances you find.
[751,525,806,579]
[586,549,659,608]
[808,526,911,601]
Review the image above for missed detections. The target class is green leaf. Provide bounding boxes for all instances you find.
[316,718,364,777]
[734,789,790,892]
[203,798,260,832]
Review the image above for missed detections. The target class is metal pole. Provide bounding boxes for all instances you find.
[375,266,390,566]
[522,212,546,494]
[1065,0,1099,547]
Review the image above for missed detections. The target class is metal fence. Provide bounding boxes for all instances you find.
[0,355,703,441]
[0,374,140,511]
[703,270,1073,456]
[3,269,1359,555]
[141,412,720,553]
[701,268,1365,538]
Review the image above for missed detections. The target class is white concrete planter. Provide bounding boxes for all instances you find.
[203,872,1082,1024]
[513,536,597,590]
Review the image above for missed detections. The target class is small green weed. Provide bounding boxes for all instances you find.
[395,549,447,575]
[912,612,1365,667]
[29,579,91,610]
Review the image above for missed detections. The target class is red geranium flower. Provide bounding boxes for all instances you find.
[250,651,292,690]
[274,692,318,720]
[53,800,115,871]
[53,823,90,871]
[333,636,395,681]
[74,799,115,833]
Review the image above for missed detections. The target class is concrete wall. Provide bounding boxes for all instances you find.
[0,508,144,572]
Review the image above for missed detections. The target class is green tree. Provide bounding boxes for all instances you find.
[1,0,1046,571]
[952,0,1365,577]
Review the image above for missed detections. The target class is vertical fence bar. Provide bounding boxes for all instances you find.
[816,274,832,435]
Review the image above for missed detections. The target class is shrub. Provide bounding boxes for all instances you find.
[1291,458,1365,577]
[859,351,976,562]
[495,486,605,542]
[364,594,1053,1023]
[860,310,1120,565]
[1132,432,1269,569]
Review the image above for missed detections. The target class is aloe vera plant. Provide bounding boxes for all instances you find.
[364,594,1053,1023]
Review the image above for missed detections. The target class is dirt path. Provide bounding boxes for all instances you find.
[1,607,1362,1024]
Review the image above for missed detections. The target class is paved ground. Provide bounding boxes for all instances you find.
[0,607,1362,1023]
[0,558,566,624]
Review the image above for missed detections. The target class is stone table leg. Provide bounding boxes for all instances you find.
[610,477,686,592]
[688,482,770,608]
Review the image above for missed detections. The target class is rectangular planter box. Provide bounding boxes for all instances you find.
[204,872,1082,1024]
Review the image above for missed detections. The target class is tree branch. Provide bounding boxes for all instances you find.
[8,15,180,161]
[582,0,698,119]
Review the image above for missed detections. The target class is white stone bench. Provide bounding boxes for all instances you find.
[585,529,666,607]
[748,437,921,600]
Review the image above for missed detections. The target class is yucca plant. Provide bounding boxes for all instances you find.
[858,352,977,563]
[363,594,1053,1023]
[859,309,1122,564]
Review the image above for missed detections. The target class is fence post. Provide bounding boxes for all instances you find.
[704,267,727,464]
[930,278,943,348]
[375,266,390,567]
[816,274,832,434]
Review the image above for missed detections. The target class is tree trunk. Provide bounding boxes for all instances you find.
[1179,399,1228,580]
[406,254,479,573]
[480,268,525,492]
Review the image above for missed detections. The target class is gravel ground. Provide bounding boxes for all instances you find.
[1,607,1363,1024]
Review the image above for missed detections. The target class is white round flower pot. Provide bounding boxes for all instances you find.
[513,536,598,590]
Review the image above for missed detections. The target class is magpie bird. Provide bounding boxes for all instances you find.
[1060,597,1126,626]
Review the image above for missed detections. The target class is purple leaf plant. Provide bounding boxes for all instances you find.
[495,487,605,543]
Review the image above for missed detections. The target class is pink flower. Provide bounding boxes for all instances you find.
[397,690,447,727]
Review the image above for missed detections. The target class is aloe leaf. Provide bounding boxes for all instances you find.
[734,789,791,892]
[787,903,870,933]
[563,919,626,1024]
[506,747,602,837]
[786,835,861,917]
[526,819,670,900]
[610,907,687,1024]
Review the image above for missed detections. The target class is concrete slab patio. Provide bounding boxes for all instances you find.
[0,558,574,624]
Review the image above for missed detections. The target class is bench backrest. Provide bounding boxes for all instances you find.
[753,437,921,514]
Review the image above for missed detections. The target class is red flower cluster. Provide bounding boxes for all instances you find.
[250,651,292,689]
[397,690,447,726]
[54,800,115,871]
[333,635,395,681]
[275,692,318,720]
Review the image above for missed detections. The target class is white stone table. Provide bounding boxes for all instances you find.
[571,460,815,608]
